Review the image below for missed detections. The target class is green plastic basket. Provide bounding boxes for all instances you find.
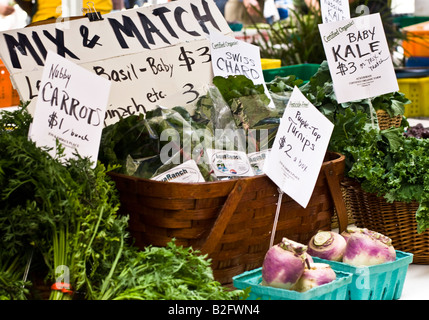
[263,63,320,83]
[232,268,352,300]
[312,250,413,300]
[393,15,429,29]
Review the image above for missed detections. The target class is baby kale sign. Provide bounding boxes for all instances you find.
[263,87,333,208]
[28,51,111,166]
[318,13,398,103]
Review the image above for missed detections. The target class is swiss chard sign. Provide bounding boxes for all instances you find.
[318,13,398,103]
[0,0,232,125]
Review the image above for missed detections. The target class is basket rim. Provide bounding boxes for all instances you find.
[108,151,345,186]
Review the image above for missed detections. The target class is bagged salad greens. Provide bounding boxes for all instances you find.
[98,74,296,182]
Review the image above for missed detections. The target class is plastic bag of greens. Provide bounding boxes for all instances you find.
[98,114,161,177]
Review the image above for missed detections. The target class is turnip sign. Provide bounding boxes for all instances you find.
[263,86,334,208]
[318,13,398,103]
[320,0,350,23]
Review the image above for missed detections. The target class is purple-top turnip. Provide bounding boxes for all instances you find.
[342,227,396,266]
[295,263,337,292]
[261,238,308,290]
[307,231,347,261]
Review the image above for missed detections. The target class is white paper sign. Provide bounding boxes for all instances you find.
[16,39,214,126]
[209,30,275,108]
[318,13,398,103]
[263,87,334,208]
[320,0,350,23]
[0,0,229,74]
[28,51,111,166]
[0,0,232,124]
[206,148,254,178]
[248,149,270,175]
[151,160,205,183]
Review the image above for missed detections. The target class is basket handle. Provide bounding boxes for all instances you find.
[323,163,348,233]
[200,178,249,255]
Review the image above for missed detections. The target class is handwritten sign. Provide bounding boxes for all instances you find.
[28,51,111,166]
[14,39,214,125]
[318,13,398,103]
[0,0,232,124]
[320,0,350,23]
[0,0,229,73]
[263,86,333,208]
[209,29,275,108]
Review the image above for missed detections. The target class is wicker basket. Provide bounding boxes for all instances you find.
[376,110,403,130]
[341,179,428,264]
[109,151,347,285]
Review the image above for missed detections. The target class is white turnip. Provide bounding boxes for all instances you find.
[261,238,308,290]
[295,262,337,292]
[307,231,347,261]
[342,227,396,266]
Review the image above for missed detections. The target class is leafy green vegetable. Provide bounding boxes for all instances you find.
[254,6,325,65]
[271,62,428,233]
[0,104,242,300]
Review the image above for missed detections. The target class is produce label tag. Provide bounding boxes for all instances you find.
[209,29,275,109]
[320,0,350,23]
[248,149,270,175]
[151,159,205,183]
[263,86,334,208]
[28,51,111,167]
[318,13,398,103]
[0,0,232,125]
[206,148,254,178]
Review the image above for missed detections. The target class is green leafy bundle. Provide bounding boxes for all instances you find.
[0,105,242,300]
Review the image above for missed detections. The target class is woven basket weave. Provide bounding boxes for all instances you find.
[376,110,403,130]
[341,179,428,264]
[109,151,347,285]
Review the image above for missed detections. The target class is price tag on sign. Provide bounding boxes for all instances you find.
[28,51,111,167]
[263,87,334,208]
[318,13,398,103]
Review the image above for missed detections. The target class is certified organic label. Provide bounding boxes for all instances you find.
[151,160,205,183]
[206,149,254,177]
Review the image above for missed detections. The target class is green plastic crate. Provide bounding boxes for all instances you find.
[232,268,352,300]
[312,250,413,300]
[263,63,320,83]
[393,15,429,29]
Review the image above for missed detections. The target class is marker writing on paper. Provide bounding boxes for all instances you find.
[49,63,72,88]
